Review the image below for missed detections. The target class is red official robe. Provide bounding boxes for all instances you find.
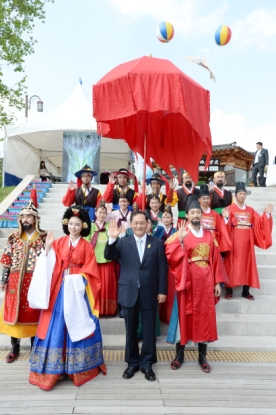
[37,236,101,340]
[165,230,227,345]
[201,208,232,252]
[224,204,273,289]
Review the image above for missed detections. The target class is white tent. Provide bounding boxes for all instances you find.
[3,85,132,186]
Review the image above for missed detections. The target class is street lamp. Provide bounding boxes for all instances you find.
[25,94,43,121]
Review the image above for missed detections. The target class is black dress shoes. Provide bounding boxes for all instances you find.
[122,366,139,379]
[141,368,156,381]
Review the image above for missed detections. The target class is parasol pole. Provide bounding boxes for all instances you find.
[141,130,147,211]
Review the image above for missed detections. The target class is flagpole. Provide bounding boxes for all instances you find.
[142,130,147,212]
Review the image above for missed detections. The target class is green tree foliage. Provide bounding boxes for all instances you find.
[0,0,53,127]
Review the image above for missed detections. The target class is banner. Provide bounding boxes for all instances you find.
[62,131,101,182]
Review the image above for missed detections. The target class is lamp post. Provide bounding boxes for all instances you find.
[25,94,43,121]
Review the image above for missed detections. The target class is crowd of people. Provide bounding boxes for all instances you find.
[0,161,273,389]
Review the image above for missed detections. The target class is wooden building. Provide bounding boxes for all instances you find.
[198,142,254,186]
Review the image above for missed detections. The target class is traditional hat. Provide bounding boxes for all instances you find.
[96,199,107,211]
[118,191,130,201]
[75,165,98,178]
[149,173,162,184]
[132,202,139,213]
[199,185,210,197]
[148,193,161,202]
[19,200,38,217]
[62,205,91,237]
[186,194,201,212]
[235,182,248,194]
[111,168,135,180]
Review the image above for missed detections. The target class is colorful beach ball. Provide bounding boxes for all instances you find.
[156,22,174,43]
[214,25,232,46]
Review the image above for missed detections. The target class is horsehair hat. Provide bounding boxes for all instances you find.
[186,194,201,212]
[111,168,135,180]
[235,182,248,194]
[149,173,162,184]
[62,205,91,237]
[75,164,98,178]
[199,184,210,197]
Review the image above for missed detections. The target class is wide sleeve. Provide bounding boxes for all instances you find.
[165,234,187,292]
[102,182,115,203]
[135,192,146,210]
[62,188,76,206]
[78,241,101,316]
[216,213,232,252]
[210,239,229,285]
[165,189,179,206]
[253,210,273,249]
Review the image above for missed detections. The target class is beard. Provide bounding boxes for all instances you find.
[216,181,224,189]
[22,223,33,231]
[185,181,192,189]
[191,219,200,227]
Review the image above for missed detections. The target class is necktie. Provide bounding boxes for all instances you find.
[137,239,143,262]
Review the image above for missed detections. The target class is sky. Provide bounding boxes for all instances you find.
[2,0,276,161]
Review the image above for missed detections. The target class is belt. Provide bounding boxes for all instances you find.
[188,256,209,263]
[212,207,224,214]
[178,210,186,218]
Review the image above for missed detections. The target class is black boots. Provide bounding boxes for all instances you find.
[6,337,20,363]
[171,342,185,370]
[242,285,254,300]
[198,343,211,373]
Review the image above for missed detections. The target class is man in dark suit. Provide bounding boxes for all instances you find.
[252,142,269,187]
[104,211,167,381]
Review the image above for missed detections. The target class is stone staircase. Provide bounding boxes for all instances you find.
[0,184,275,351]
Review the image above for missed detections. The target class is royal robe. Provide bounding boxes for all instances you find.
[201,208,232,252]
[224,204,273,288]
[165,230,227,345]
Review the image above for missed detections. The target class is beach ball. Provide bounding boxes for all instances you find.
[156,22,174,43]
[214,25,232,46]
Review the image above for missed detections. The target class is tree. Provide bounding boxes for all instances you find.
[0,0,53,127]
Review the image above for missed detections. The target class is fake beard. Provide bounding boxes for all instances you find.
[191,219,200,227]
[216,181,224,189]
[22,223,33,231]
[185,182,192,189]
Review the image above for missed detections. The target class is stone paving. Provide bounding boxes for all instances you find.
[0,359,276,414]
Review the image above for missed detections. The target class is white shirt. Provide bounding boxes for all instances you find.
[133,233,147,259]
[254,150,261,164]
[26,230,36,240]
[82,184,93,197]
[108,233,147,258]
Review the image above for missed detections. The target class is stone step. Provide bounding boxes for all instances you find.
[258,265,276,278]
[216,313,276,336]
[255,243,276,253]
[220,279,276,296]
[255,252,276,265]
[216,295,276,314]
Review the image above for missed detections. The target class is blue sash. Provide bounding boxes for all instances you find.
[112,204,133,211]
[83,206,96,222]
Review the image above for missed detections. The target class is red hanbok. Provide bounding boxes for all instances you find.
[224,204,273,288]
[201,209,232,252]
[165,230,227,345]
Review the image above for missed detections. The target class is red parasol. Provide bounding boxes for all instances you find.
[93,56,212,209]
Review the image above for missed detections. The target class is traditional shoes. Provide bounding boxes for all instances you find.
[171,342,185,370]
[198,343,211,373]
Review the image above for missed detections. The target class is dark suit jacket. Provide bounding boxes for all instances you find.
[104,234,167,309]
[253,148,269,167]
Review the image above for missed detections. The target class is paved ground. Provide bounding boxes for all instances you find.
[0,358,276,415]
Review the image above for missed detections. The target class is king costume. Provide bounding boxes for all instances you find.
[28,206,106,390]
[0,201,47,363]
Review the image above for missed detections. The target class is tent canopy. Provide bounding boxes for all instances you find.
[3,85,131,186]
